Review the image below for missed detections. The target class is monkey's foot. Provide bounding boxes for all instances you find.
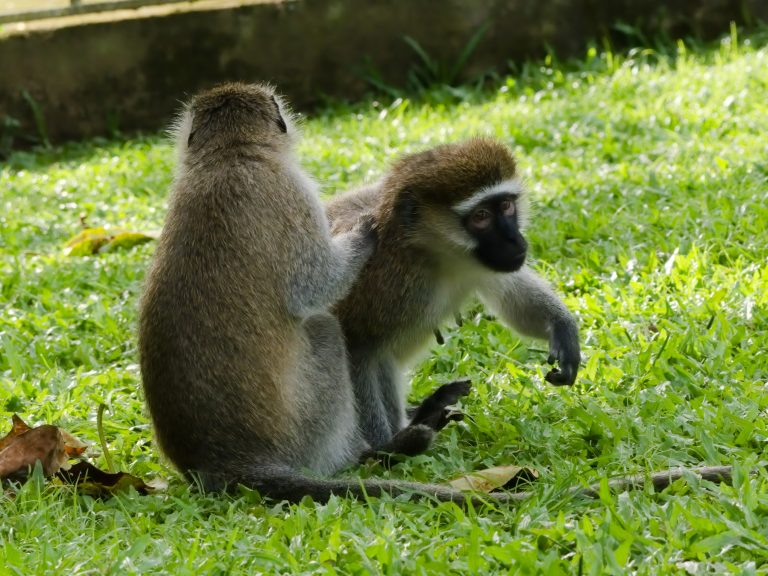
[360,424,436,467]
[409,379,472,431]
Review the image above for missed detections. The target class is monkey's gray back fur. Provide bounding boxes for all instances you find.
[140,83,365,489]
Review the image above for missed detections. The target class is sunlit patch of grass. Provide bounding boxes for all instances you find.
[1,29,767,573]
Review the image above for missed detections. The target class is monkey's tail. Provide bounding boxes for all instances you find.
[223,465,527,505]
[203,465,737,506]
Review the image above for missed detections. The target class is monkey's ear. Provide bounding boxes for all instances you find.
[271,95,288,133]
[185,111,197,147]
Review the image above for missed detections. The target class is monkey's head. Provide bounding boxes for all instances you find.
[175,82,294,155]
[379,138,529,273]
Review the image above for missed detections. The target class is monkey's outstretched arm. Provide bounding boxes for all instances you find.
[327,218,377,297]
[477,266,581,386]
[287,218,376,317]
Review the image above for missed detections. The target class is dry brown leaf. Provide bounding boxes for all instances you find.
[449,465,540,493]
[0,424,67,482]
[0,415,88,482]
[57,461,163,497]
[0,414,32,451]
[1,414,163,497]
[144,477,169,492]
[60,429,88,458]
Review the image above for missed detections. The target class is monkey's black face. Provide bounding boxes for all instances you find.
[463,194,528,272]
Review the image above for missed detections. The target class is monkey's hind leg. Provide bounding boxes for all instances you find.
[299,312,370,473]
[358,424,436,467]
[349,352,400,449]
[408,379,472,431]
[359,379,473,466]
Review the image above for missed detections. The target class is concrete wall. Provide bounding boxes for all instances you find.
[1,0,766,149]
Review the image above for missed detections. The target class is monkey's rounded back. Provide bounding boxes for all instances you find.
[139,148,324,474]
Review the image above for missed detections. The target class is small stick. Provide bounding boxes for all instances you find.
[487,466,739,503]
[572,465,735,499]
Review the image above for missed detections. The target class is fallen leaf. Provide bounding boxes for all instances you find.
[101,231,157,253]
[144,477,169,492]
[1,415,162,497]
[0,414,88,482]
[0,414,32,451]
[60,429,89,462]
[57,461,163,497]
[63,227,111,256]
[449,465,540,493]
[0,424,66,482]
[63,227,157,256]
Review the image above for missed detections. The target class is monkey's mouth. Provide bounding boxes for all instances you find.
[507,251,527,271]
[477,248,526,273]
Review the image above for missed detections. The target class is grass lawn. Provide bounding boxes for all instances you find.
[1,28,768,574]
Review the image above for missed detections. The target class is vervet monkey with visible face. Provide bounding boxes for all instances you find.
[327,138,581,449]
[321,138,735,504]
[138,83,483,503]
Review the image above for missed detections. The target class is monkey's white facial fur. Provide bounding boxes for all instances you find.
[452,178,528,228]
[418,208,478,255]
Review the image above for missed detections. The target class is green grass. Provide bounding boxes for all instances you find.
[2,29,768,574]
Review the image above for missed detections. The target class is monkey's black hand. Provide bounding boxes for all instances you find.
[544,319,580,386]
[409,379,472,430]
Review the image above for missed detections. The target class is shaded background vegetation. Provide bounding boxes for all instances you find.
[1,0,767,152]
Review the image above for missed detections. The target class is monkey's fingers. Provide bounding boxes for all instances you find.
[360,425,436,467]
[544,366,576,386]
[412,407,465,431]
[440,409,465,428]
[435,378,472,401]
[420,379,471,406]
[409,379,472,428]
[406,403,465,420]
[547,354,556,365]
[421,408,465,432]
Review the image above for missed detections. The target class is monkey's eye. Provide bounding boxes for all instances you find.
[470,208,493,229]
[500,198,515,216]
